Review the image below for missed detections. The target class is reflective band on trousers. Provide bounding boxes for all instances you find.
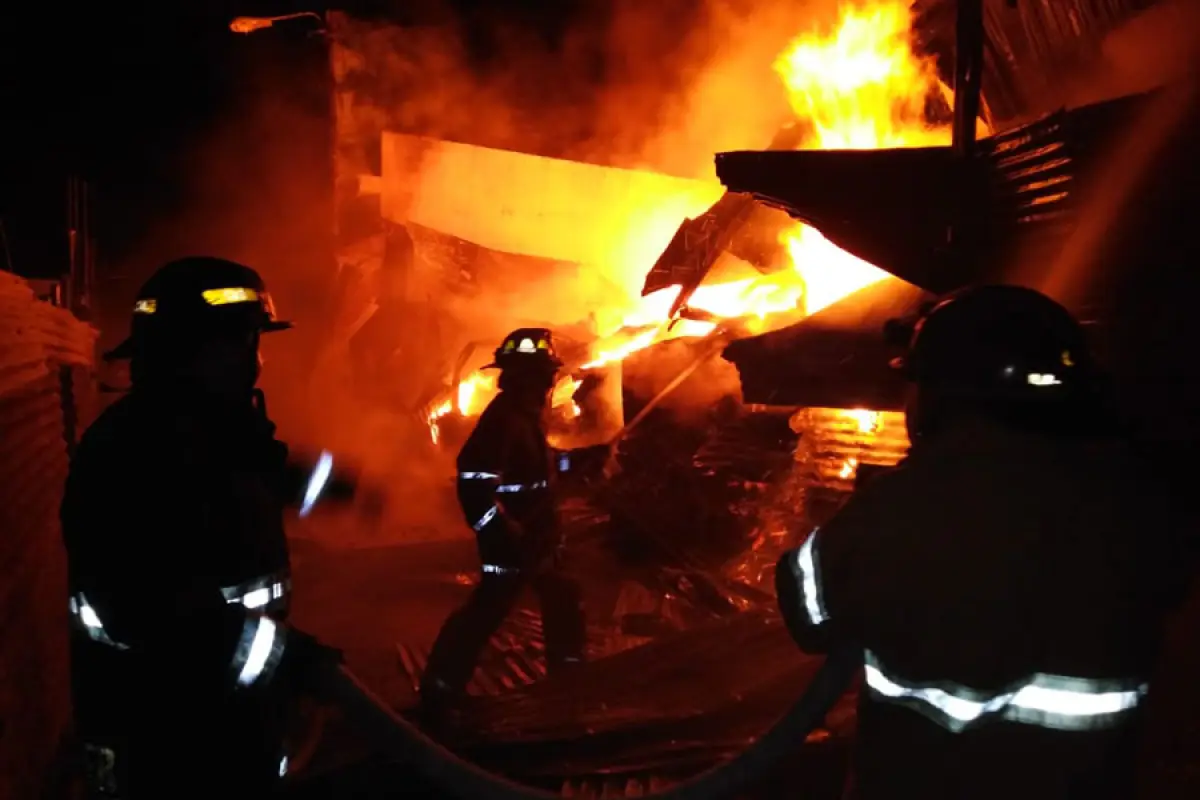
[231,615,286,688]
[794,529,829,625]
[473,505,499,531]
[69,593,130,651]
[863,650,1149,733]
[221,571,291,610]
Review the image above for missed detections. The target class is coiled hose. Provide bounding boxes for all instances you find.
[324,646,860,799]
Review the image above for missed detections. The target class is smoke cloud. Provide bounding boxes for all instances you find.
[105,1,857,546]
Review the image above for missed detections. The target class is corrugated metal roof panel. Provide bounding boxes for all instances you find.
[913,0,1154,123]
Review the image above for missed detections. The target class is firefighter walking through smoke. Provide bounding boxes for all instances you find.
[775,285,1195,800]
[419,328,586,725]
[62,257,343,798]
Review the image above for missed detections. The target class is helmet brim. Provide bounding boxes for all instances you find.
[486,355,564,371]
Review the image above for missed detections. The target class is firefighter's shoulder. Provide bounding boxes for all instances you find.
[75,393,204,475]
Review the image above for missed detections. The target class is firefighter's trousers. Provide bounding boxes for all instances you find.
[421,568,585,697]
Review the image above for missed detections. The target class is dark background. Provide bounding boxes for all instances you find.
[0,0,591,310]
[0,0,604,441]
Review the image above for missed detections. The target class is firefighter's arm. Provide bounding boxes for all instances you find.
[775,492,871,655]
[455,408,521,539]
[65,444,325,694]
[552,443,609,480]
[281,450,363,516]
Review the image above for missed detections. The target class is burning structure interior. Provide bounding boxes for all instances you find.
[3,0,1200,797]
[272,0,1200,793]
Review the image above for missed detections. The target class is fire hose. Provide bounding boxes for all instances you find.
[321,646,860,799]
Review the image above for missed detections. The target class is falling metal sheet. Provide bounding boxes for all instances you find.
[379,132,724,294]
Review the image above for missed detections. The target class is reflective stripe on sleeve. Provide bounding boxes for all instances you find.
[68,593,130,651]
[221,572,291,609]
[460,472,500,480]
[495,480,548,493]
[299,451,334,518]
[473,505,499,531]
[863,650,1149,733]
[231,615,287,688]
[794,529,829,625]
[482,564,518,575]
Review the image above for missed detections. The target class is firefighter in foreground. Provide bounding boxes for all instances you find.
[419,328,586,724]
[776,285,1195,800]
[62,257,343,798]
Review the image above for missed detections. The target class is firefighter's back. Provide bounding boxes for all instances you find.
[842,420,1190,799]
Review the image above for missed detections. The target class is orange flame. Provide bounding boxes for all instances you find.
[429,2,962,441]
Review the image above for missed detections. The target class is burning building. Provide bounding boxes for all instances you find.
[320,1,987,513]
[299,0,1200,788]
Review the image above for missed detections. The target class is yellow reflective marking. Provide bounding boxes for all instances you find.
[202,287,259,306]
[133,299,157,314]
[1061,350,1074,367]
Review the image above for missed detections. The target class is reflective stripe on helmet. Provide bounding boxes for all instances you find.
[202,287,260,306]
[863,650,1148,733]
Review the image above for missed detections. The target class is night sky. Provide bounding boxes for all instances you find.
[0,0,581,286]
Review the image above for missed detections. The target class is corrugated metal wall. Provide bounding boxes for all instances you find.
[791,408,910,492]
[0,272,96,800]
[914,0,1153,125]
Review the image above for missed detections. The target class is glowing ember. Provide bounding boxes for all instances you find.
[428,2,963,443]
[847,409,884,435]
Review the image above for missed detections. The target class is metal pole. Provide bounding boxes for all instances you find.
[952,0,985,158]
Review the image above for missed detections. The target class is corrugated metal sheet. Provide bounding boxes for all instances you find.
[913,0,1153,124]
[791,409,909,492]
[0,271,96,800]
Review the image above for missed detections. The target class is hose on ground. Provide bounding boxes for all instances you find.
[325,646,860,799]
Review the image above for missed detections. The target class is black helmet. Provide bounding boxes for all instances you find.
[485,328,564,372]
[105,257,291,361]
[890,284,1092,399]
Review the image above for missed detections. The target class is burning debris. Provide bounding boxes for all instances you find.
[404,1,964,454]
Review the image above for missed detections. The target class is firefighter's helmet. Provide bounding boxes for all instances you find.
[890,284,1092,398]
[485,328,564,371]
[105,257,291,361]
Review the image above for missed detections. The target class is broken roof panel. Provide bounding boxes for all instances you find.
[379,132,722,293]
[912,0,1156,125]
[715,146,968,293]
[723,278,931,409]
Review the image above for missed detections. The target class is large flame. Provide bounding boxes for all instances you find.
[429,1,954,438]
